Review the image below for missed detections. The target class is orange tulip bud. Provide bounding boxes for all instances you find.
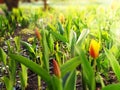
[35,27,41,40]
[89,39,100,59]
[49,14,53,20]
[53,59,61,78]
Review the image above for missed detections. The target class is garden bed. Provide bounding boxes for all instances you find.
[0,3,120,90]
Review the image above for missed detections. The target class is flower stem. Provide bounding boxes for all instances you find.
[94,59,96,72]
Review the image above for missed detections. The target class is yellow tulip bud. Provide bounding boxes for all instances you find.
[89,39,100,59]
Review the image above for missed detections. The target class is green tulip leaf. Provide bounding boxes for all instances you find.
[104,48,120,81]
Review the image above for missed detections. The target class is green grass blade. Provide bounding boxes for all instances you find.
[61,56,80,78]
[104,48,120,81]
[9,54,51,84]
[102,83,120,90]
[64,70,76,90]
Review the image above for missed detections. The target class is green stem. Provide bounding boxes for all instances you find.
[94,59,96,73]
[82,70,87,90]
[38,76,41,90]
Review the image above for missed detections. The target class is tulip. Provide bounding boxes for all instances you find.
[89,39,100,59]
[53,59,61,78]
[34,27,41,40]
[49,14,53,20]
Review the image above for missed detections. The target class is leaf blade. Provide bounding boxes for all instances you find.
[0,48,7,65]
[61,56,80,78]
[64,70,76,90]
[104,48,120,81]
[102,83,120,90]
[50,30,68,43]
[9,54,51,84]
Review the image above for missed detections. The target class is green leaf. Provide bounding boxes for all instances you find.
[0,48,7,65]
[64,70,76,90]
[6,40,13,53]
[57,21,64,35]
[69,30,77,57]
[75,29,89,56]
[61,56,80,78]
[19,72,25,90]
[65,19,72,41]
[76,29,89,45]
[52,76,63,90]
[79,49,95,90]
[9,58,17,85]
[50,30,68,43]
[104,48,120,81]
[41,30,49,71]
[20,64,28,88]
[21,41,35,55]
[14,36,20,52]
[0,16,2,29]
[9,54,51,84]
[3,76,13,90]
[47,33,54,53]
[102,83,120,90]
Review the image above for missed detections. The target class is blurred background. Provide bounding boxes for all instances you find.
[0,0,119,11]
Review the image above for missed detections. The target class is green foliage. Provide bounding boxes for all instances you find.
[50,30,68,43]
[1,4,120,90]
[20,64,28,89]
[64,70,76,90]
[21,41,35,55]
[52,76,63,90]
[3,76,13,90]
[41,30,50,71]
[102,83,120,90]
[79,49,95,90]
[9,54,51,84]
[0,48,7,65]
[104,48,120,81]
[61,56,80,78]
